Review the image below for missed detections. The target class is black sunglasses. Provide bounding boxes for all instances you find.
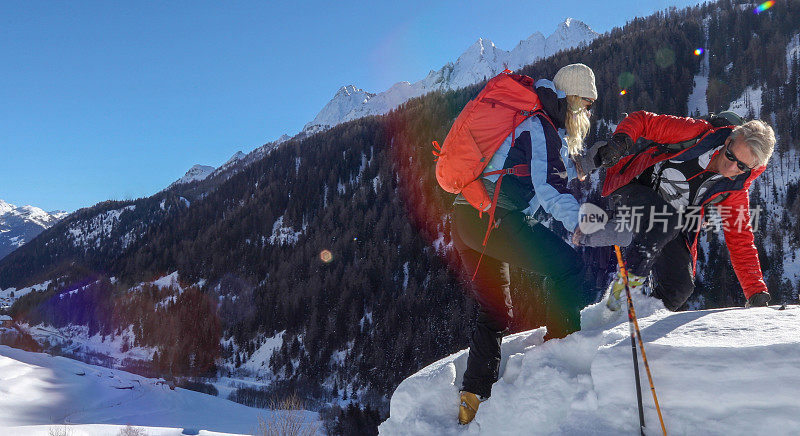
[724,141,753,172]
[581,97,594,112]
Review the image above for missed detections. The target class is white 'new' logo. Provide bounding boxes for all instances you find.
[578,202,608,234]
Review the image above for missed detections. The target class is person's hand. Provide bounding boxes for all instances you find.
[745,291,770,308]
[572,226,584,246]
[573,140,606,180]
[598,133,633,168]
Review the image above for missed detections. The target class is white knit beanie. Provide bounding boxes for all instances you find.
[553,63,597,100]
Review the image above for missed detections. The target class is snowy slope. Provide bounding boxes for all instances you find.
[787,33,800,78]
[8,272,195,366]
[379,296,800,435]
[0,280,52,310]
[687,21,710,116]
[0,345,320,435]
[750,144,800,300]
[0,199,67,260]
[302,18,598,135]
[67,205,137,250]
[727,86,763,119]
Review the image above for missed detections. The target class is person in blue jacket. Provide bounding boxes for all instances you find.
[453,64,597,425]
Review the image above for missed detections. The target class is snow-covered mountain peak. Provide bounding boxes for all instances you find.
[48,210,69,220]
[0,200,14,216]
[467,37,496,53]
[187,163,216,177]
[13,205,52,226]
[334,85,373,101]
[303,85,378,134]
[168,164,215,189]
[0,199,67,260]
[507,33,547,72]
[225,151,246,164]
[457,37,501,65]
[556,17,593,34]
[0,200,61,228]
[301,18,599,137]
[545,18,597,56]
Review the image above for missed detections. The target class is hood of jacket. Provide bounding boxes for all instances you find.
[534,79,567,129]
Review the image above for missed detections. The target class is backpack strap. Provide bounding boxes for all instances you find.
[469,110,546,281]
[432,141,443,160]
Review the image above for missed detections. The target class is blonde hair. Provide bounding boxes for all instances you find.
[564,95,590,156]
[730,119,775,167]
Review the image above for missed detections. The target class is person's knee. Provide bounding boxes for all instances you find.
[475,308,512,332]
[661,297,682,311]
[471,274,509,296]
[654,279,695,311]
[551,249,584,281]
[557,258,585,295]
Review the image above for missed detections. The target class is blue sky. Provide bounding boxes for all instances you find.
[1,0,706,212]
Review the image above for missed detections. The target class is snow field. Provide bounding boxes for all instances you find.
[0,345,320,435]
[379,293,800,435]
[4,424,243,435]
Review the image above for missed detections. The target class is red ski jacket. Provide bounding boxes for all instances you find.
[602,111,768,299]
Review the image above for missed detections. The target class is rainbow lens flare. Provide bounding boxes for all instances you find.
[754,1,775,14]
[619,89,627,96]
[694,48,705,56]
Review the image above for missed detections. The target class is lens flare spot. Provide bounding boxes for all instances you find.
[617,71,635,90]
[320,250,333,263]
[619,89,627,96]
[694,48,705,56]
[754,1,775,14]
[655,47,675,68]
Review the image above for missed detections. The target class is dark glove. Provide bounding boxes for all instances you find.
[573,140,606,180]
[745,292,770,308]
[598,133,633,168]
[707,111,744,128]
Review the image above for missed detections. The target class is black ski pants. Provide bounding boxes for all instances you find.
[612,183,696,311]
[451,204,586,398]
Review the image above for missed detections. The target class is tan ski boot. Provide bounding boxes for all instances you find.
[458,391,483,425]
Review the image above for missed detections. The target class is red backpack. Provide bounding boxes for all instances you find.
[433,71,553,249]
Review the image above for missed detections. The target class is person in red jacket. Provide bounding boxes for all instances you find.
[579,111,774,311]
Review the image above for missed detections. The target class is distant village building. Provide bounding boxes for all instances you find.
[0,315,13,327]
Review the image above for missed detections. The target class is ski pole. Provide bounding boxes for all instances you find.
[614,245,667,436]
[614,245,646,435]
